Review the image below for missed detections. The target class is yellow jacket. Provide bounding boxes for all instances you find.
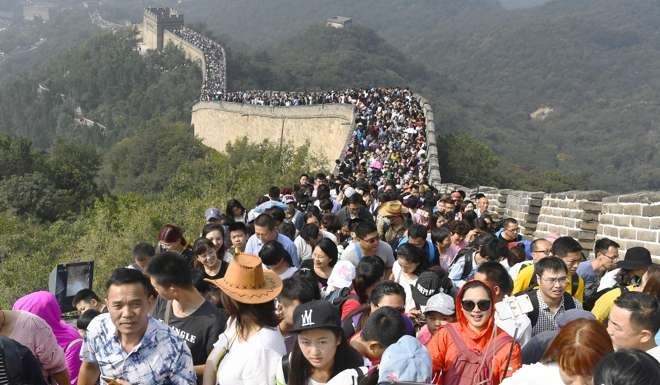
[591,285,637,322]
[512,264,585,303]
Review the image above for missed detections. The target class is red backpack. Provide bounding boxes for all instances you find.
[442,324,513,385]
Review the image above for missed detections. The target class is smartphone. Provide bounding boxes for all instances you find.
[100,375,121,385]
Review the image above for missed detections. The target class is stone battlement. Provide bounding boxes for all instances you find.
[441,184,660,262]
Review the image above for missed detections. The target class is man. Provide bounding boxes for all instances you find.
[73,289,106,313]
[127,242,155,272]
[475,261,533,347]
[146,252,226,381]
[398,224,437,265]
[521,257,582,336]
[336,193,373,225]
[78,268,195,385]
[508,238,552,281]
[474,193,490,219]
[341,220,395,272]
[499,218,523,243]
[513,236,585,302]
[377,200,408,249]
[282,194,304,231]
[245,213,301,267]
[577,238,620,309]
[450,190,465,207]
[607,291,660,362]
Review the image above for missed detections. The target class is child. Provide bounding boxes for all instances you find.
[416,292,456,345]
[76,309,101,338]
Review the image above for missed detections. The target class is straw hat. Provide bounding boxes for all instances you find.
[378,200,409,217]
[207,253,282,304]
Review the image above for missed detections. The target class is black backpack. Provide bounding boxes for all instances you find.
[521,289,577,328]
[449,248,476,281]
[0,336,48,385]
[324,286,359,311]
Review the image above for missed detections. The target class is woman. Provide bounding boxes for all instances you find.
[202,223,232,264]
[593,349,660,385]
[502,319,613,385]
[0,308,70,384]
[427,280,521,385]
[260,240,298,280]
[203,253,285,385]
[193,237,228,280]
[301,238,338,290]
[158,223,194,262]
[13,291,81,385]
[445,220,469,261]
[431,227,452,271]
[391,243,427,313]
[276,300,364,385]
[226,199,248,223]
[340,256,385,320]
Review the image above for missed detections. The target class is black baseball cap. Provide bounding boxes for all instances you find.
[290,300,342,333]
[617,247,652,270]
[411,271,443,306]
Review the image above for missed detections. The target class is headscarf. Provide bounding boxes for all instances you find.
[453,281,498,348]
[13,291,80,349]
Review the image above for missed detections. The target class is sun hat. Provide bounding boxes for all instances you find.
[378,200,408,217]
[204,207,222,222]
[290,300,342,333]
[326,260,356,289]
[207,253,282,304]
[617,247,652,270]
[423,292,455,316]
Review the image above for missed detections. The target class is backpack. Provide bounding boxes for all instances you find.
[324,286,358,312]
[443,324,514,385]
[0,336,48,385]
[522,289,576,328]
[449,248,476,281]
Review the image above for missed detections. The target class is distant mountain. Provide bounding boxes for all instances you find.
[499,0,553,9]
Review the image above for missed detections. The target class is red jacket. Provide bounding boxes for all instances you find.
[426,285,521,385]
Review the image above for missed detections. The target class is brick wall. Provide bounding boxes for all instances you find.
[438,184,660,262]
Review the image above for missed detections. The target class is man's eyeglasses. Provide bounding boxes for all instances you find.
[541,276,568,285]
[505,227,520,233]
[461,300,491,312]
[601,253,619,261]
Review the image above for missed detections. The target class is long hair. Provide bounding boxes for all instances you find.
[542,319,613,377]
[643,264,660,298]
[287,328,363,385]
[220,292,279,340]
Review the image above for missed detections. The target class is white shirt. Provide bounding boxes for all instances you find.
[215,320,286,385]
[501,363,563,385]
[509,261,533,281]
[597,268,620,292]
[495,306,533,348]
[647,345,660,362]
[392,261,418,313]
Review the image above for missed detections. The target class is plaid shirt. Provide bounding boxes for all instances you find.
[81,313,196,385]
[532,290,583,336]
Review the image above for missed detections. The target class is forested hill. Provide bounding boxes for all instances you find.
[95,0,660,191]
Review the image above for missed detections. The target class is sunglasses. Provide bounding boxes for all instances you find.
[461,299,492,312]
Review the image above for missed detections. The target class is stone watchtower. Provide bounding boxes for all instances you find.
[141,8,183,51]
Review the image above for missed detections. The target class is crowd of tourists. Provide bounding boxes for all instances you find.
[170,26,226,101]
[1,176,659,385]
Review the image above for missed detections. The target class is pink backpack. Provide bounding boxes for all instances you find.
[442,324,513,385]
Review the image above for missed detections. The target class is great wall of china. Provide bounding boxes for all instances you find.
[137,7,660,262]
